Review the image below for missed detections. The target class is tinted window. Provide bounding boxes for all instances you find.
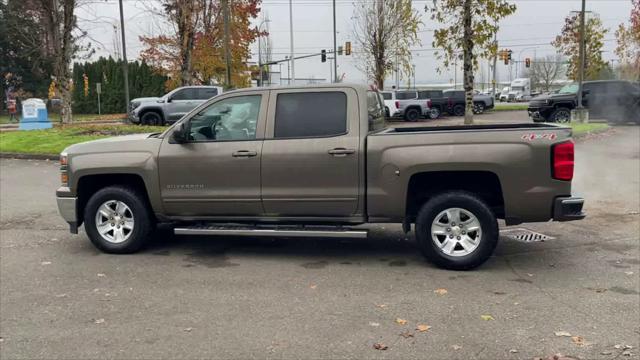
[443,90,464,99]
[396,91,417,100]
[381,92,392,100]
[188,95,261,141]
[274,92,347,138]
[196,88,219,100]
[367,90,385,132]
[170,88,193,101]
[418,90,443,99]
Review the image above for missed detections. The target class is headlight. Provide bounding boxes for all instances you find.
[60,153,69,186]
[130,102,140,111]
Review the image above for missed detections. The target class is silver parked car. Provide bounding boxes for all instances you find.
[129,86,223,125]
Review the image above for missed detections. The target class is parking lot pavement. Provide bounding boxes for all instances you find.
[1,127,638,359]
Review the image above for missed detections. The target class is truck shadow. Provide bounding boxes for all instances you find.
[138,225,562,271]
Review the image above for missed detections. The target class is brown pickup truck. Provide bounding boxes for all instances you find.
[57,84,585,270]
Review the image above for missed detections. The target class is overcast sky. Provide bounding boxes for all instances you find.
[77,0,633,87]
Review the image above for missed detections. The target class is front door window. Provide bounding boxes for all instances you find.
[188,95,261,141]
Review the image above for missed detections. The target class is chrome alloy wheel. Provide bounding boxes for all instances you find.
[430,207,482,257]
[94,200,135,244]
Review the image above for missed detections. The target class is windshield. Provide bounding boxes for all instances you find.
[558,83,579,94]
[511,86,524,91]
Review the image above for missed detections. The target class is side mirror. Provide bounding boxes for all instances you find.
[157,99,166,104]
[171,122,188,143]
[582,89,590,95]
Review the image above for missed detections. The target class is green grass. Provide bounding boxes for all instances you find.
[493,103,529,111]
[0,113,126,124]
[0,125,165,155]
[569,122,610,137]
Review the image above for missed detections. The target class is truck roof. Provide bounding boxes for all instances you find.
[224,83,370,95]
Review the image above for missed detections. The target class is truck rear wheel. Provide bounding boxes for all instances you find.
[453,104,465,116]
[550,107,571,123]
[415,191,498,270]
[405,108,420,122]
[83,185,154,254]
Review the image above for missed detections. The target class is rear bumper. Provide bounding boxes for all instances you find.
[553,196,586,221]
[57,196,79,233]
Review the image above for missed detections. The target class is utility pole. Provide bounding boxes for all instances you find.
[118,0,130,118]
[573,0,589,123]
[289,0,295,84]
[332,0,337,83]
[222,0,232,88]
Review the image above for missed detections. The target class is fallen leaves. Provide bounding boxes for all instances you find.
[368,322,380,327]
[509,349,519,354]
[570,336,590,347]
[399,330,414,338]
[97,273,106,277]
[93,318,105,324]
[434,288,448,296]
[376,304,387,308]
[395,318,407,325]
[451,344,462,350]
[416,324,431,332]
[373,343,388,350]
[554,331,572,337]
[309,284,317,289]
[624,271,634,275]
[41,261,51,266]
[480,314,495,321]
[183,327,193,332]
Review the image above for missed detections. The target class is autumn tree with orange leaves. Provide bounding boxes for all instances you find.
[140,0,262,90]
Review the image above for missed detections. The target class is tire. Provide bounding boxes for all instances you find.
[415,191,499,270]
[428,106,441,119]
[473,102,485,114]
[140,111,163,126]
[83,185,155,254]
[405,108,420,122]
[453,104,465,117]
[385,107,390,118]
[550,107,571,123]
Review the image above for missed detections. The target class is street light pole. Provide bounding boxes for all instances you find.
[222,0,232,88]
[576,0,587,110]
[117,0,130,118]
[289,0,295,84]
[332,0,337,83]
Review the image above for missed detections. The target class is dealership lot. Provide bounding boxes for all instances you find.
[1,126,638,359]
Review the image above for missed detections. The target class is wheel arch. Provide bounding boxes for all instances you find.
[405,171,505,223]
[76,173,155,226]
[139,107,165,123]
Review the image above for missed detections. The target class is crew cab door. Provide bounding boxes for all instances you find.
[158,91,268,216]
[260,88,361,217]
[166,88,197,122]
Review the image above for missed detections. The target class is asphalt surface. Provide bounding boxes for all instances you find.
[1,125,638,359]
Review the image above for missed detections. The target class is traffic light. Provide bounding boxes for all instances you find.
[338,46,343,55]
[507,50,512,61]
[525,58,531,68]
[345,41,351,55]
[321,49,326,63]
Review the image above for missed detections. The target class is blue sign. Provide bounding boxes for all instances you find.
[19,98,52,130]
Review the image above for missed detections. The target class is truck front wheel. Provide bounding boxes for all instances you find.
[415,191,498,270]
[83,185,154,254]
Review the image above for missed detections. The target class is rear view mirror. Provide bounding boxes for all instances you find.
[171,122,188,143]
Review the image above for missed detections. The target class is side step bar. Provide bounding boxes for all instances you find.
[174,226,368,239]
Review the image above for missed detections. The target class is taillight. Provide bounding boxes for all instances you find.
[395,100,400,109]
[427,99,432,108]
[552,141,574,181]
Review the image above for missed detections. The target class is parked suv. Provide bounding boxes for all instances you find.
[528,80,640,123]
[129,86,223,125]
[443,90,495,116]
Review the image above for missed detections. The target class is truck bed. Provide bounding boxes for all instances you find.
[378,122,565,134]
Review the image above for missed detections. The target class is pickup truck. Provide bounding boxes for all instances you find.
[528,80,640,123]
[56,84,585,270]
[129,86,223,125]
[381,90,431,122]
[443,90,495,116]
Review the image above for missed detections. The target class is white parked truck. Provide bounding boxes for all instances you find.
[506,78,532,102]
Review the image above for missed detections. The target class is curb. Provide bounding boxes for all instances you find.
[0,152,59,161]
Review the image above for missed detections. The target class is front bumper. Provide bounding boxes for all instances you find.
[528,106,552,122]
[128,111,141,124]
[553,196,586,221]
[57,196,79,233]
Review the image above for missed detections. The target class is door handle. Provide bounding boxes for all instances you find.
[328,148,355,156]
[232,150,257,158]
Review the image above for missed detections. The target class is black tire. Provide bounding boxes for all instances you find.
[141,111,163,126]
[550,107,571,123]
[415,191,499,270]
[453,104,465,117]
[83,185,154,254]
[428,106,441,119]
[385,107,390,118]
[473,102,485,114]
[405,108,420,122]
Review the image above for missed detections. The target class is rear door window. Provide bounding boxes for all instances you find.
[274,92,347,138]
[381,92,392,100]
[196,88,219,100]
[396,91,417,100]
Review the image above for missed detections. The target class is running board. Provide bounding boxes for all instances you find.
[174,225,368,239]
